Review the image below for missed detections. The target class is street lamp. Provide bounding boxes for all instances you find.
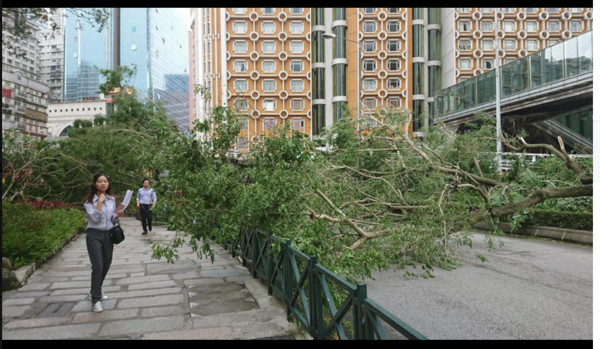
[323,32,362,128]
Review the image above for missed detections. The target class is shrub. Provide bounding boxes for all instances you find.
[2,201,86,269]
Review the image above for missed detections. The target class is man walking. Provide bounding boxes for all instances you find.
[136,179,157,235]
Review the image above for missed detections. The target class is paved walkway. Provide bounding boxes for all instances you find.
[2,217,306,340]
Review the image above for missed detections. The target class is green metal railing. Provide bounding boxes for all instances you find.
[226,228,427,340]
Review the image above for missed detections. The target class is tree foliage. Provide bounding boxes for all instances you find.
[2,8,110,57]
[2,66,180,204]
[152,106,592,281]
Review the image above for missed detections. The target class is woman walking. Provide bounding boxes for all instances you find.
[83,173,124,312]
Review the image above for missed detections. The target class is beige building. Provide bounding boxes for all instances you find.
[46,100,108,138]
[189,8,592,148]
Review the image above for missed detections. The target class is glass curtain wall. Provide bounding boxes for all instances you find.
[332,8,347,121]
[311,8,326,136]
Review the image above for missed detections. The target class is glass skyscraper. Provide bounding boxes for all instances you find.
[63,8,190,131]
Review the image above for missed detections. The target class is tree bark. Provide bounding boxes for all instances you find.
[472,184,592,222]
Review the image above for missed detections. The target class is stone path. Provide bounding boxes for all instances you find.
[2,217,306,340]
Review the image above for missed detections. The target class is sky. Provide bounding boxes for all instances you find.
[175,8,191,27]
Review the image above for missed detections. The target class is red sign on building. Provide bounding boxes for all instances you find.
[2,88,12,98]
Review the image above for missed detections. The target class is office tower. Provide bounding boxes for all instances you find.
[63,8,190,131]
[190,8,593,148]
[2,10,50,138]
[191,8,311,153]
[40,8,66,102]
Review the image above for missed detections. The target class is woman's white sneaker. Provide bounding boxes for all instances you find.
[89,292,108,300]
[92,301,103,312]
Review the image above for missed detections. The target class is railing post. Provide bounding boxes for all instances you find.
[309,256,323,339]
[267,232,273,296]
[251,229,257,278]
[284,239,293,320]
[353,284,369,340]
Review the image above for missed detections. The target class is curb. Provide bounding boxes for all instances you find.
[472,222,592,245]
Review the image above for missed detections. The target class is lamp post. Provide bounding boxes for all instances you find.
[494,8,502,172]
[323,32,361,129]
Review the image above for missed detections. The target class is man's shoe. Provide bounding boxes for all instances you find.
[142,231,148,235]
[92,301,103,313]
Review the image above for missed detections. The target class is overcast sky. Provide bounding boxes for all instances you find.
[175,8,190,27]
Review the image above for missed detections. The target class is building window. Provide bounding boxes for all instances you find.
[571,21,583,32]
[234,79,248,92]
[235,98,249,111]
[363,21,377,33]
[502,8,515,13]
[232,8,247,14]
[263,79,276,92]
[290,79,304,92]
[504,57,516,64]
[233,41,248,53]
[363,59,377,71]
[571,8,583,13]
[458,21,471,32]
[263,117,276,129]
[458,39,471,50]
[291,99,304,111]
[290,21,304,34]
[481,21,493,32]
[387,59,400,71]
[526,21,538,32]
[233,60,248,72]
[291,118,304,130]
[363,79,377,91]
[363,40,377,52]
[504,39,516,50]
[457,8,471,13]
[262,41,276,53]
[503,21,516,32]
[290,8,303,14]
[482,58,494,69]
[459,58,472,69]
[262,21,276,34]
[262,60,276,72]
[233,21,247,34]
[481,40,494,50]
[547,8,559,13]
[364,97,377,109]
[387,40,400,52]
[290,41,304,53]
[526,40,538,50]
[131,44,137,51]
[481,8,493,13]
[548,40,560,46]
[290,60,304,73]
[387,21,400,32]
[364,8,376,14]
[388,8,400,13]
[548,21,560,32]
[262,8,275,14]
[388,97,400,108]
[263,100,276,111]
[387,78,400,90]
[525,8,537,13]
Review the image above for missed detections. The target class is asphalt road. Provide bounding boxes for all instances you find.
[364,233,592,340]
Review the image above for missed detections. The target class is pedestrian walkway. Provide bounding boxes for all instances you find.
[2,217,307,340]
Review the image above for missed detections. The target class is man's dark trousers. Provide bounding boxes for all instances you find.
[140,204,153,232]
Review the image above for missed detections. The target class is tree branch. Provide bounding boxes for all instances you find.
[471,184,593,222]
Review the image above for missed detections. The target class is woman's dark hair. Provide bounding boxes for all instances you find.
[142,178,150,185]
[82,173,113,203]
